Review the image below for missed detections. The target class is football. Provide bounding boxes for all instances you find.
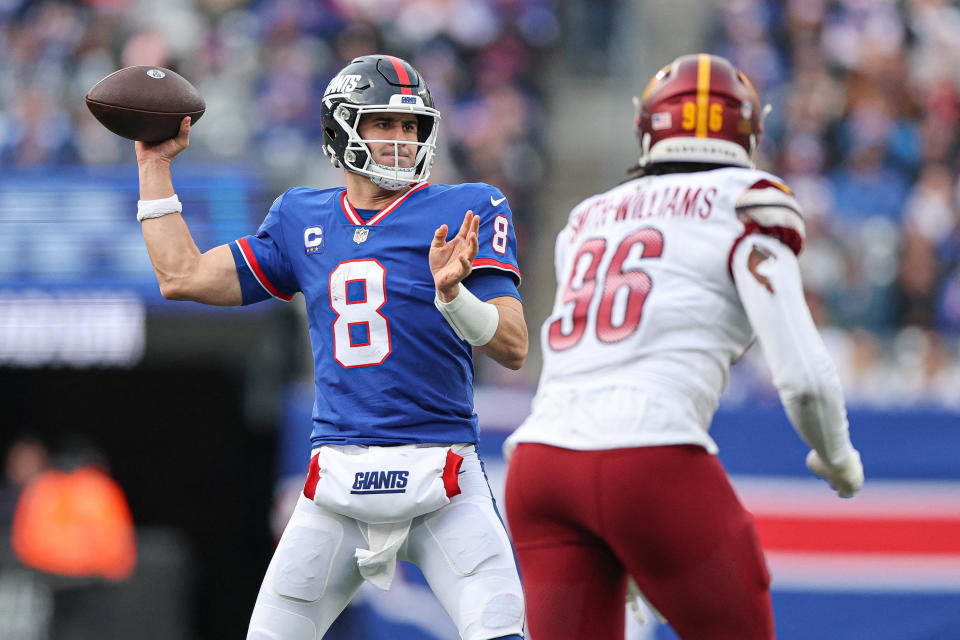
[85,66,205,143]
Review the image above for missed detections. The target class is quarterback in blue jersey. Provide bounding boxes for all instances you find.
[134,54,527,640]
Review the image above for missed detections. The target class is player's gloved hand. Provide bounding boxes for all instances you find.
[806,449,863,498]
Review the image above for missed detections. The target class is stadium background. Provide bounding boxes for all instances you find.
[1,0,958,638]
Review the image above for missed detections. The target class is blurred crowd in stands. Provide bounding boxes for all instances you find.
[2,0,959,407]
[0,0,560,246]
[712,0,960,408]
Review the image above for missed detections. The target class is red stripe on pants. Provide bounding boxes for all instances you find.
[303,452,320,500]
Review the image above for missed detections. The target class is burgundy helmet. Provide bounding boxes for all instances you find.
[635,53,764,169]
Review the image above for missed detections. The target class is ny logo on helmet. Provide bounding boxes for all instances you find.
[325,74,362,96]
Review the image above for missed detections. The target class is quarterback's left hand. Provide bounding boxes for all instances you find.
[806,449,864,499]
[431,210,479,302]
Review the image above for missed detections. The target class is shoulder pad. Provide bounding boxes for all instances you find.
[734,179,806,255]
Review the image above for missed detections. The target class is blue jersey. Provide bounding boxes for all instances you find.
[229,182,521,447]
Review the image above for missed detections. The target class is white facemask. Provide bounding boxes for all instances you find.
[367,162,418,190]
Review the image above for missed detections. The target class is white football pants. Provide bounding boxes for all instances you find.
[246,446,525,640]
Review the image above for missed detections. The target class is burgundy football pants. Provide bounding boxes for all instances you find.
[504,443,774,640]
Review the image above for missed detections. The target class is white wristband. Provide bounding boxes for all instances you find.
[137,194,182,222]
[434,283,500,346]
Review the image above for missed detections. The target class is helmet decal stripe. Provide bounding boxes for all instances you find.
[642,65,670,101]
[382,54,413,95]
[695,53,711,138]
[738,70,760,103]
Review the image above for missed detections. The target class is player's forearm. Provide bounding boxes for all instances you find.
[141,212,203,297]
[138,157,176,200]
[136,155,242,305]
[479,297,528,370]
[733,235,855,466]
[781,382,854,466]
[140,208,242,305]
[137,157,197,297]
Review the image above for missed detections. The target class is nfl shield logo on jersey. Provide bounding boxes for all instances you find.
[353,227,369,245]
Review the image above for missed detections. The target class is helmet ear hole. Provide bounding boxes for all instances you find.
[416,115,433,143]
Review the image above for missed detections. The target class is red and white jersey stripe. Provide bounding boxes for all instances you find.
[339,182,428,226]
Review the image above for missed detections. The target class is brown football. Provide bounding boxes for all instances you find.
[85,66,205,143]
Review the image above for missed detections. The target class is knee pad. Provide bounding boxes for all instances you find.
[272,524,341,602]
[247,604,316,640]
[459,576,525,640]
[421,489,525,638]
[426,501,512,575]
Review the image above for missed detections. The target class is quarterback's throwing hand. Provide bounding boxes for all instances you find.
[430,210,479,301]
[806,449,864,498]
[135,116,191,165]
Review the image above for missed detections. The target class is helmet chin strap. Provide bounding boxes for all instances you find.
[638,132,652,167]
[761,103,773,127]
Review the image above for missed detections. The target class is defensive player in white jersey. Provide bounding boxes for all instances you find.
[503,53,864,640]
[134,54,527,640]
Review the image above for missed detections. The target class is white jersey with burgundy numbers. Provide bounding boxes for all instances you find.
[507,166,806,454]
